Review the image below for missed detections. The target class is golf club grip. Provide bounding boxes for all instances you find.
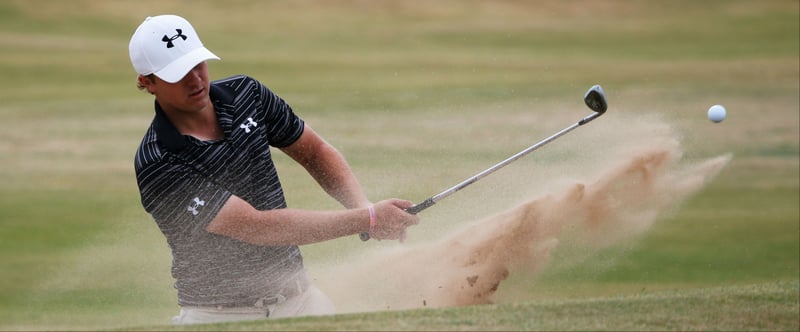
[359,198,435,241]
[405,198,435,215]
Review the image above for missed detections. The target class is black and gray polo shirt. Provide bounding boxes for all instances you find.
[135,75,306,307]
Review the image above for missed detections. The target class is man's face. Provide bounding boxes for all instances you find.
[141,62,212,114]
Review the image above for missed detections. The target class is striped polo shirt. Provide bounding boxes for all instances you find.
[135,75,306,307]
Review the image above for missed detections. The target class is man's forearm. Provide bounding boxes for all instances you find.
[281,125,371,209]
[207,195,371,246]
[306,143,371,209]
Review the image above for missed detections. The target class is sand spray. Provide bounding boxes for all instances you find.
[317,115,731,313]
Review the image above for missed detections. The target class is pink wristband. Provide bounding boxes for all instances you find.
[368,205,376,234]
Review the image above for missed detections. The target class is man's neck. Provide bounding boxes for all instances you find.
[162,102,224,141]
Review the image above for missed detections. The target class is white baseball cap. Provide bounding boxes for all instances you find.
[129,15,220,83]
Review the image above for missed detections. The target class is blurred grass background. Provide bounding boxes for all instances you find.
[0,0,797,330]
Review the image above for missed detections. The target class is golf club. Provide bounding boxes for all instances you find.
[361,85,608,241]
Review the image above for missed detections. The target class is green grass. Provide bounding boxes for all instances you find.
[126,281,798,331]
[0,0,797,330]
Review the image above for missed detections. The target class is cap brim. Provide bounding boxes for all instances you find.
[154,47,220,83]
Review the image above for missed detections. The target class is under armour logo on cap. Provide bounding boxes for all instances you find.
[128,15,220,83]
[162,29,187,48]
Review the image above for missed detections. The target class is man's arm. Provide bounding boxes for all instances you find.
[205,123,420,245]
[206,195,416,245]
[280,124,371,209]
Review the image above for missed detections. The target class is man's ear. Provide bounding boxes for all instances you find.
[138,75,156,95]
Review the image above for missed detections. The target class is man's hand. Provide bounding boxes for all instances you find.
[367,199,420,241]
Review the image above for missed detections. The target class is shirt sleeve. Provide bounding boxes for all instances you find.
[256,80,305,148]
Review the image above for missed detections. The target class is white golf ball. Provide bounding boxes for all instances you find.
[707,104,726,123]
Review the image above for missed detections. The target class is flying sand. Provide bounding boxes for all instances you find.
[320,137,731,313]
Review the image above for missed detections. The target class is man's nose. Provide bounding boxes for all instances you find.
[183,68,202,84]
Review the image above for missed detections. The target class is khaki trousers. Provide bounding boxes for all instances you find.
[171,285,335,325]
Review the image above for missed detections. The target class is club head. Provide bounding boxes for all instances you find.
[584,85,607,114]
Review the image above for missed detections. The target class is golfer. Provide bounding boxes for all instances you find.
[129,14,419,324]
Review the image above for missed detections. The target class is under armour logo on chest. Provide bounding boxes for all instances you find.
[239,117,258,133]
[187,197,205,216]
[162,29,187,48]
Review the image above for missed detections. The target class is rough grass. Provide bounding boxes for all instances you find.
[0,0,797,330]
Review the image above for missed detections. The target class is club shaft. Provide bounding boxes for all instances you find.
[407,111,601,214]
